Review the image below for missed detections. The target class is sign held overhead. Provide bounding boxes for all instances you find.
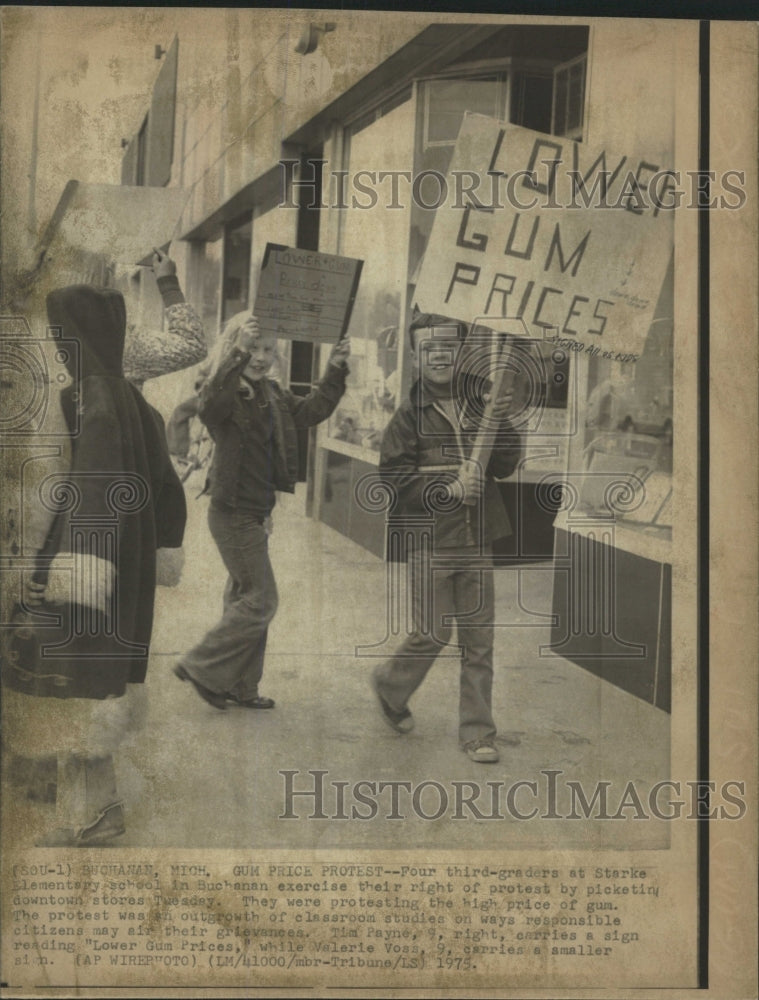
[253,244,363,344]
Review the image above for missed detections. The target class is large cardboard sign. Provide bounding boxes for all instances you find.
[414,117,674,361]
[33,181,190,273]
[253,243,363,344]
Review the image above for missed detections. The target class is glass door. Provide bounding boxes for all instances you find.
[222,213,252,322]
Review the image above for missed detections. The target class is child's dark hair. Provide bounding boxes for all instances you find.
[408,312,468,351]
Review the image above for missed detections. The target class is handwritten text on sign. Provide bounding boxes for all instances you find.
[253,244,363,344]
[414,118,674,360]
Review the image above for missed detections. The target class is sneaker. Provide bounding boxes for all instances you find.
[370,673,414,733]
[462,739,500,764]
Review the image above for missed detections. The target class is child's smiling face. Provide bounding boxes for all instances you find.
[415,327,463,386]
[242,332,277,381]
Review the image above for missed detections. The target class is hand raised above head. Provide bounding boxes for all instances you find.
[329,338,351,368]
[151,247,177,279]
[235,315,261,352]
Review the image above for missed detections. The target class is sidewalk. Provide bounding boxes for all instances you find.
[9,476,670,851]
[124,475,670,852]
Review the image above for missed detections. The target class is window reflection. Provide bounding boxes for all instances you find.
[222,215,252,322]
[583,310,673,530]
[327,96,414,452]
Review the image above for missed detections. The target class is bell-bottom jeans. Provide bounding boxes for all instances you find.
[373,546,496,745]
[179,505,278,701]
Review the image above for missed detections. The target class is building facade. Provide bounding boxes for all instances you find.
[116,14,683,708]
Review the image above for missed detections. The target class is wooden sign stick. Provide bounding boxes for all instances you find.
[463,333,516,502]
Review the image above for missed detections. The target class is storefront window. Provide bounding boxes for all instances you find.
[409,75,508,287]
[425,77,500,145]
[511,71,554,134]
[552,54,587,139]
[194,238,222,343]
[250,202,299,387]
[579,263,673,537]
[326,95,415,454]
[222,214,252,321]
[512,339,571,415]
[409,63,576,287]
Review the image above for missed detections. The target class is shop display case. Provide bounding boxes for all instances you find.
[549,264,674,710]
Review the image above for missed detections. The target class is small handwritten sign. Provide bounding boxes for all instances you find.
[253,244,363,344]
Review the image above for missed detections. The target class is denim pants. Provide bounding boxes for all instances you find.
[373,546,496,745]
[180,505,278,700]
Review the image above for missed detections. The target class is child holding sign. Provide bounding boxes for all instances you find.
[371,313,522,763]
[174,313,349,710]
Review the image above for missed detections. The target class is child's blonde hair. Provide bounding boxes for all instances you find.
[221,308,257,347]
[202,309,281,387]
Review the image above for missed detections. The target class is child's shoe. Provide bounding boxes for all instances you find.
[35,801,126,847]
[462,739,500,763]
[371,672,414,733]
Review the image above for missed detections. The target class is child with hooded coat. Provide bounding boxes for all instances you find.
[2,252,203,845]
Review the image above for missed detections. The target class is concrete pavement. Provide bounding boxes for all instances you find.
[11,474,670,851]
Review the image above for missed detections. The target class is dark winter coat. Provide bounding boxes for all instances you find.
[379,376,522,553]
[2,285,187,700]
[198,345,347,510]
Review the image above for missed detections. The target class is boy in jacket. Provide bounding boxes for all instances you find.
[174,313,349,710]
[371,313,522,763]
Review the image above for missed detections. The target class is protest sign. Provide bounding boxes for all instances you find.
[414,117,674,362]
[253,243,363,344]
